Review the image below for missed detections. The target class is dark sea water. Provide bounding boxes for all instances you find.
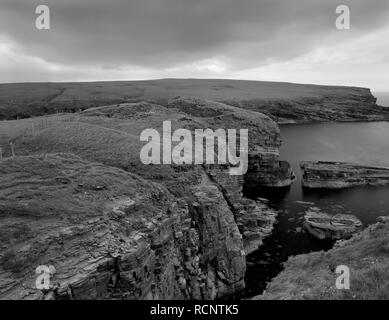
[243,121,389,298]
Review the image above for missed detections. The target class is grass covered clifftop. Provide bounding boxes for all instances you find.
[0,97,279,192]
[255,216,389,300]
[1,79,388,123]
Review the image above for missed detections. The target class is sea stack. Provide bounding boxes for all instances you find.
[301,161,389,189]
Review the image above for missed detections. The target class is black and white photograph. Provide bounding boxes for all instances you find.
[0,0,389,309]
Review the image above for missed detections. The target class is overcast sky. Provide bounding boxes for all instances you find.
[1,0,388,91]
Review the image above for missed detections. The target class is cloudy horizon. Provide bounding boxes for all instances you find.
[1,0,388,91]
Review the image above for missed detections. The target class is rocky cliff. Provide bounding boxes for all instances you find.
[1,79,387,123]
[0,154,247,300]
[235,86,389,124]
[165,97,293,253]
[0,97,292,299]
[301,161,389,189]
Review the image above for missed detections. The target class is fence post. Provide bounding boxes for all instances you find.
[10,142,15,158]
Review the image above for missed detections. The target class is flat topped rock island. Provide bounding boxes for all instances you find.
[303,209,363,240]
[301,161,389,189]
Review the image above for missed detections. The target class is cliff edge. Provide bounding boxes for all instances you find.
[1,79,387,123]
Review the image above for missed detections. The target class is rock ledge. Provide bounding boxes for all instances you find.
[301,161,389,189]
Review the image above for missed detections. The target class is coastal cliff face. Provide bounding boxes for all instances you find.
[245,148,295,187]
[165,97,292,254]
[301,161,389,189]
[236,86,389,124]
[1,79,387,124]
[0,97,292,299]
[205,166,278,255]
[166,96,295,189]
[0,155,245,300]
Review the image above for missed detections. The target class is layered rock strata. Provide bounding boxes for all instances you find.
[0,155,246,300]
[205,166,278,255]
[236,86,389,124]
[245,147,295,187]
[301,161,389,189]
[165,97,290,253]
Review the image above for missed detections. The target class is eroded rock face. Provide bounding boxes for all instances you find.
[0,154,245,300]
[303,209,363,240]
[164,97,287,253]
[189,175,246,298]
[245,147,295,188]
[205,166,278,255]
[233,86,389,124]
[164,97,291,253]
[301,161,389,189]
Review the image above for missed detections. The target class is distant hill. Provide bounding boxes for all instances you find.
[1,79,388,123]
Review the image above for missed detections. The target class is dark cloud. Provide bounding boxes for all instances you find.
[1,0,389,74]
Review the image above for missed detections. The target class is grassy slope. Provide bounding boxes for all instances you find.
[256,217,389,300]
[0,106,195,196]
[0,79,379,120]
[0,98,278,196]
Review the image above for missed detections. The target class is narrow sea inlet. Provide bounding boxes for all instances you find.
[244,121,389,297]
